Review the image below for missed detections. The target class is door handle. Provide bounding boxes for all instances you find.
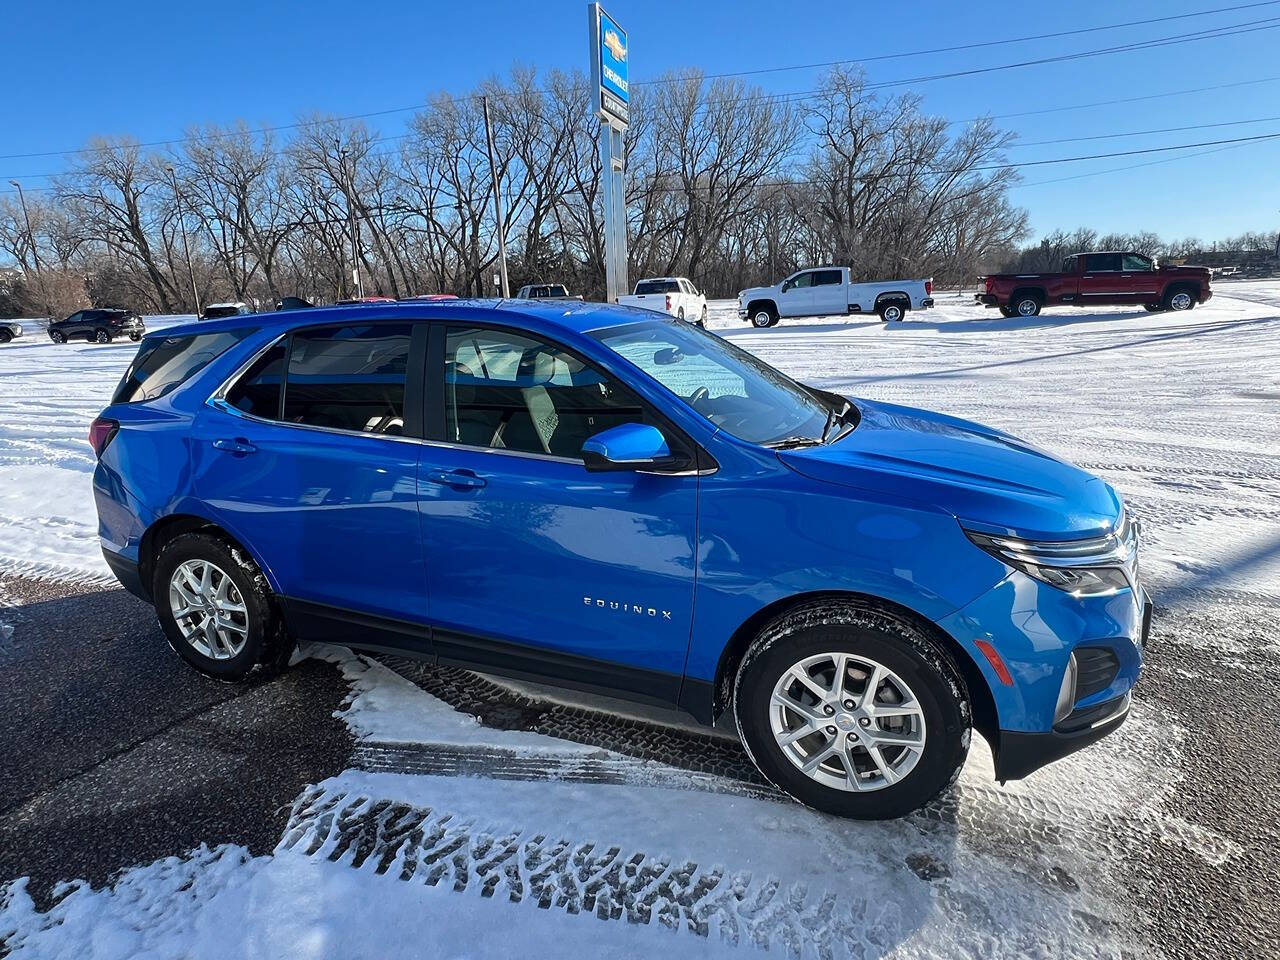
[426,469,487,490]
[212,438,257,455]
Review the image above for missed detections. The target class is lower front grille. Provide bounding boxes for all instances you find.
[1054,693,1130,734]
[1073,646,1120,700]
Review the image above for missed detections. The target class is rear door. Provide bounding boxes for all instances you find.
[193,320,431,648]
[777,271,815,316]
[810,269,846,316]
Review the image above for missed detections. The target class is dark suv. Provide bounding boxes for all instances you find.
[48,308,145,344]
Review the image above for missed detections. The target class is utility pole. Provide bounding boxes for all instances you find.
[165,166,201,317]
[336,140,364,299]
[7,180,53,319]
[482,96,510,299]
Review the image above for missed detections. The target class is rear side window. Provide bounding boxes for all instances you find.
[813,270,842,286]
[113,331,247,404]
[282,324,413,435]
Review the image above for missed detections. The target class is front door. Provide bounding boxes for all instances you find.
[192,321,430,647]
[777,271,815,317]
[418,323,698,701]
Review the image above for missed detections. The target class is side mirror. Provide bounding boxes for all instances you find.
[582,423,683,473]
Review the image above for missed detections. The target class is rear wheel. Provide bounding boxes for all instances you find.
[94,328,112,344]
[130,332,142,341]
[998,306,1017,318]
[1012,294,1042,317]
[50,330,66,344]
[1165,288,1195,311]
[876,300,907,323]
[0,329,11,344]
[698,305,708,328]
[1142,303,1164,313]
[153,532,287,681]
[734,601,970,819]
[678,307,686,322]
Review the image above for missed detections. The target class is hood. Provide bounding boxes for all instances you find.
[778,399,1122,540]
[738,284,778,299]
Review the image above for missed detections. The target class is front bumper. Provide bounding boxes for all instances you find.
[993,693,1131,781]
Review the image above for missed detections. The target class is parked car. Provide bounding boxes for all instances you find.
[515,284,583,302]
[619,278,708,326]
[91,302,1149,820]
[335,296,397,305]
[0,320,22,344]
[976,252,1213,317]
[403,294,459,302]
[48,308,145,344]
[739,268,934,327]
[200,302,251,322]
[276,296,314,311]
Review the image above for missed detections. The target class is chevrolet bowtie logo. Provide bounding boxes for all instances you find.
[604,29,626,62]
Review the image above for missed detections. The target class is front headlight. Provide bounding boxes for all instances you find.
[965,512,1140,598]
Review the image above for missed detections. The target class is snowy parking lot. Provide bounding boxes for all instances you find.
[1,283,1278,959]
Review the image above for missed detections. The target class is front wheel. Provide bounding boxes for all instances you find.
[734,602,970,819]
[678,307,686,322]
[130,332,142,341]
[698,305,708,328]
[0,329,11,344]
[153,532,286,681]
[751,308,777,329]
[50,330,66,344]
[1166,288,1195,311]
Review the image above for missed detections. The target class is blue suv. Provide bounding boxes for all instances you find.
[92,302,1150,819]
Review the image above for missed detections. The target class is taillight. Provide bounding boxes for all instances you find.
[665,294,672,311]
[984,276,995,293]
[89,417,118,459]
[925,279,933,295]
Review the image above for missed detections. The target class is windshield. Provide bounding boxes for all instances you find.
[634,280,679,295]
[594,320,834,445]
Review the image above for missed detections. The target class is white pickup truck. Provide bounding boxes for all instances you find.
[738,267,933,327]
[618,277,708,326]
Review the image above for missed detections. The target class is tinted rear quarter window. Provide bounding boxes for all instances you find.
[113,331,248,404]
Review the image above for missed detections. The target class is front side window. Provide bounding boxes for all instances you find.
[282,324,412,435]
[445,326,647,459]
[785,272,814,291]
[113,330,249,404]
[595,320,831,445]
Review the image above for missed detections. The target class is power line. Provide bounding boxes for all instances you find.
[1009,114,1280,147]
[632,0,1280,85]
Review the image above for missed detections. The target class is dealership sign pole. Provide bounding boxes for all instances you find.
[589,3,628,302]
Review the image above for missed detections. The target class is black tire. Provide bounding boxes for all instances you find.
[50,330,66,344]
[678,307,686,322]
[750,306,777,329]
[734,601,970,819]
[876,300,907,323]
[94,328,112,344]
[1164,287,1196,311]
[152,532,288,681]
[1142,303,1163,313]
[698,305,708,328]
[0,329,11,344]
[130,332,142,341]
[998,306,1017,318]
[1010,293,1042,317]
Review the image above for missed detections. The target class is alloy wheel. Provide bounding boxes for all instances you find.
[1170,291,1193,311]
[168,558,250,660]
[752,311,773,328]
[769,652,927,792]
[1016,298,1038,316]
[882,305,902,322]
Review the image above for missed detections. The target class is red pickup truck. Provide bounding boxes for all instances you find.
[976,252,1212,317]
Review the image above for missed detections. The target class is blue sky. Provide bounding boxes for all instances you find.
[2,0,1277,242]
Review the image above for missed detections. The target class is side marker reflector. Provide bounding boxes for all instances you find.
[975,640,1014,686]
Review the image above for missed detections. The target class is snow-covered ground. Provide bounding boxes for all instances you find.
[2,286,1278,957]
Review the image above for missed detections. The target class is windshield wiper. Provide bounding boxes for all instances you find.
[765,435,823,449]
